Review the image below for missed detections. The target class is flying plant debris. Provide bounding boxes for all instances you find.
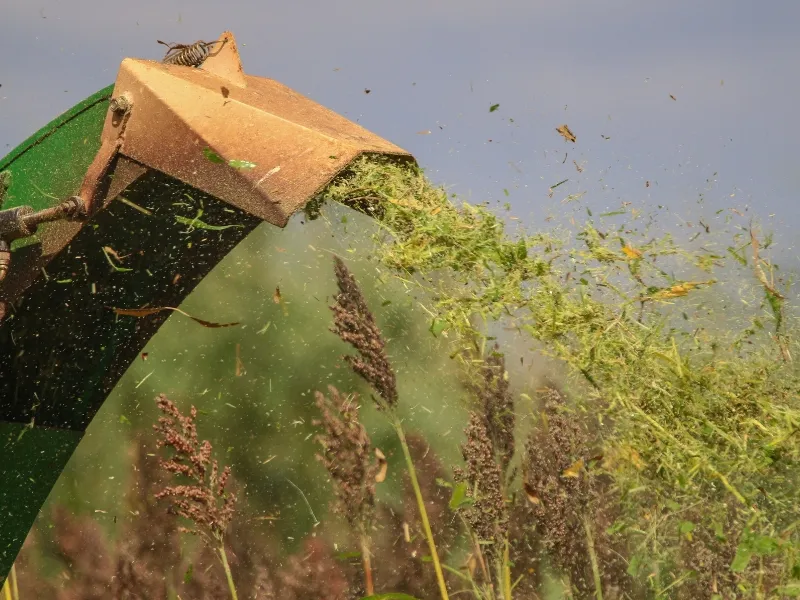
[202,147,257,170]
[670,94,677,101]
[175,214,243,232]
[235,343,245,376]
[374,448,388,483]
[556,124,576,143]
[111,306,239,328]
[273,286,289,316]
[561,458,584,479]
[548,178,569,198]
[750,228,790,361]
[102,246,131,272]
[523,481,540,505]
[749,229,785,299]
[621,245,643,259]
[642,280,715,302]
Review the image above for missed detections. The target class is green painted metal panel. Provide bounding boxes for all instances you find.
[0,422,83,575]
[0,85,114,249]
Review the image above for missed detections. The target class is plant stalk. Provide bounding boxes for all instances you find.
[218,543,238,600]
[582,514,603,600]
[501,539,512,600]
[9,565,18,600]
[360,533,375,596]
[460,515,492,591]
[392,416,450,600]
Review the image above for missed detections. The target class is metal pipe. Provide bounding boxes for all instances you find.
[21,196,86,230]
[0,197,86,284]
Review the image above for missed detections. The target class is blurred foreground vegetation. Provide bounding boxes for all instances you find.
[8,157,800,599]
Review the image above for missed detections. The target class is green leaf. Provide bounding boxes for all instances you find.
[228,159,257,169]
[202,147,225,164]
[184,563,194,584]
[606,520,625,535]
[516,238,528,260]
[361,594,423,600]
[489,103,500,112]
[429,318,448,337]
[775,585,800,597]
[119,415,130,425]
[727,246,747,266]
[102,247,133,273]
[175,215,244,231]
[679,521,695,535]
[765,290,783,330]
[751,534,779,556]
[626,554,643,577]
[730,544,753,572]
[599,210,626,217]
[448,481,474,511]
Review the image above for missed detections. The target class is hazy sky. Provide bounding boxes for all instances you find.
[2,0,799,260]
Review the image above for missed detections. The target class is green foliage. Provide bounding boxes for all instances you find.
[202,147,257,170]
[448,481,474,511]
[322,156,800,592]
[202,147,225,164]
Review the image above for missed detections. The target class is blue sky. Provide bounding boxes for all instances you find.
[2,0,799,262]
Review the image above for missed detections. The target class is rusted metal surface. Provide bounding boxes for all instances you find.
[202,32,247,87]
[97,30,412,228]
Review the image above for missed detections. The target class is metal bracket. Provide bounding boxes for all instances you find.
[0,170,87,284]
